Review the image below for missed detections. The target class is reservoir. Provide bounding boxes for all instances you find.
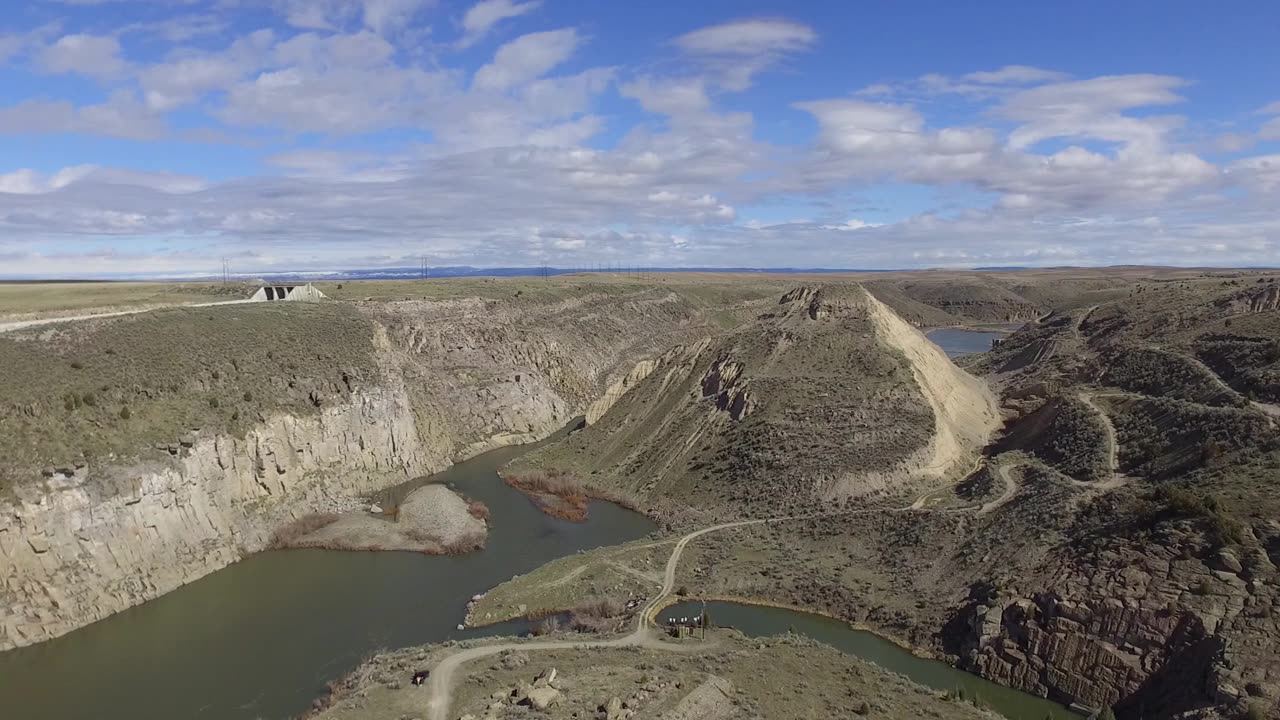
[926,327,1015,357]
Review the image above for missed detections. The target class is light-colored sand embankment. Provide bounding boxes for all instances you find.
[827,289,1000,498]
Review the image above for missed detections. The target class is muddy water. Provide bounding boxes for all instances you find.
[662,601,1082,720]
[0,428,656,720]
[926,327,1016,357]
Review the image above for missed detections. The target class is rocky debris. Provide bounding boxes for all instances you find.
[500,651,529,670]
[467,667,566,718]
[533,667,558,687]
[700,356,754,421]
[1214,549,1243,574]
[1217,284,1280,314]
[524,686,561,710]
[289,484,487,554]
[601,696,628,720]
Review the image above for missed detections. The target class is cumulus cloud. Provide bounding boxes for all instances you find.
[271,0,430,33]
[0,92,165,140]
[1001,74,1187,150]
[0,34,23,65]
[673,17,815,90]
[962,65,1070,85]
[1259,102,1280,141]
[458,0,541,48]
[39,34,129,79]
[139,30,274,111]
[1,6,1278,276]
[473,28,579,91]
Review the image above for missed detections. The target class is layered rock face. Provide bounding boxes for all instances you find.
[0,288,713,651]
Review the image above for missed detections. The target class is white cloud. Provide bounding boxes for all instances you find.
[674,17,814,56]
[0,34,23,65]
[473,28,579,91]
[39,34,129,79]
[139,30,274,111]
[0,92,164,140]
[1231,155,1280,192]
[361,0,432,34]
[963,65,1070,85]
[0,165,205,195]
[0,6,1276,276]
[673,17,816,91]
[271,0,429,33]
[1001,74,1186,151]
[796,100,927,154]
[1261,118,1280,141]
[459,0,541,48]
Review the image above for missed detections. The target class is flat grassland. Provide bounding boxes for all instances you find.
[0,302,377,492]
[0,281,246,320]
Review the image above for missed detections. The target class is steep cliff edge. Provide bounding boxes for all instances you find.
[0,287,721,651]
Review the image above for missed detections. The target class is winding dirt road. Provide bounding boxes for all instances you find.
[1077,391,1119,475]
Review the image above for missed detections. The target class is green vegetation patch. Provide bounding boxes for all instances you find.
[0,281,251,317]
[1155,486,1247,546]
[0,303,377,492]
[995,396,1111,482]
[1193,334,1280,403]
[1107,395,1277,479]
[1102,345,1247,407]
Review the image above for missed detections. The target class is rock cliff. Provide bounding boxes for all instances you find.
[0,288,717,651]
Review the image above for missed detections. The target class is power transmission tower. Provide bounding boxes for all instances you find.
[221,258,229,284]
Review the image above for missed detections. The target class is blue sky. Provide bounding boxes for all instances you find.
[1,0,1279,277]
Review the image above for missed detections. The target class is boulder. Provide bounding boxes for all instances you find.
[533,667,558,688]
[524,687,561,710]
[1215,550,1244,575]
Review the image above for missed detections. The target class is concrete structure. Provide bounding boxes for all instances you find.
[250,283,326,302]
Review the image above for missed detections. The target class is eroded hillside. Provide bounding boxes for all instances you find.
[476,272,1280,720]
[509,284,998,518]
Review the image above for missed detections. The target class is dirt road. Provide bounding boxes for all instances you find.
[0,299,253,335]
[426,516,770,720]
[427,480,998,719]
[1077,391,1119,474]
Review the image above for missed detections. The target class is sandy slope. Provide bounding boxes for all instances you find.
[827,289,1000,498]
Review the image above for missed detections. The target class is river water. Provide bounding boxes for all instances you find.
[0,432,656,720]
[0,328,1072,720]
[926,327,1016,358]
